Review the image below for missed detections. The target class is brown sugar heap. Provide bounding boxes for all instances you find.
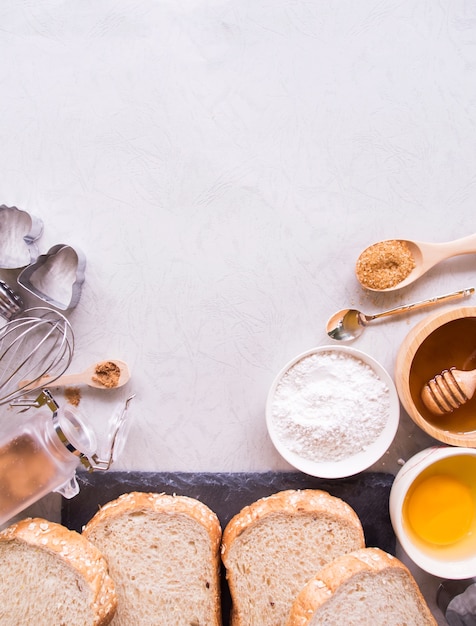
[92,361,121,388]
[356,240,416,290]
[64,387,81,406]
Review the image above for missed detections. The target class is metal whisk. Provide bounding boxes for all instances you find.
[0,307,74,405]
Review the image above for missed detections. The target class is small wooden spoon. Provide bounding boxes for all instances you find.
[357,232,476,292]
[20,359,130,390]
[421,367,476,415]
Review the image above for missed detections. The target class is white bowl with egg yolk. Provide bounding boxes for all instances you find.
[390,446,476,579]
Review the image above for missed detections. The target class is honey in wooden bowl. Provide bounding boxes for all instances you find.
[395,306,476,446]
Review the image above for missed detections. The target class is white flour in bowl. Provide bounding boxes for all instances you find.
[270,350,390,463]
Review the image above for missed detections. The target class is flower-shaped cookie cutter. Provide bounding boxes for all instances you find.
[0,205,43,269]
[17,244,86,310]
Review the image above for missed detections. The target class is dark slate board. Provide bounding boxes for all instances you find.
[62,471,395,625]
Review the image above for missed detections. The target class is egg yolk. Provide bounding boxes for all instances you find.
[406,475,474,545]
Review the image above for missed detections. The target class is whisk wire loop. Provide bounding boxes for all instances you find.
[2,317,59,382]
[0,307,74,405]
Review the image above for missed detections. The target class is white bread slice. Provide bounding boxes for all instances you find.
[286,547,437,626]
[0,517,117,626]
[221,489,365,626]
[83,491,222,626]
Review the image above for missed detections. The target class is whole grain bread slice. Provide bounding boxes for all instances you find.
[286,547,437,626]
[83,491,222,626]
[0,517,117,626]
[221,489,365,626]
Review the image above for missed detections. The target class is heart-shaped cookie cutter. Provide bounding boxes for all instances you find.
[17,244,86,310]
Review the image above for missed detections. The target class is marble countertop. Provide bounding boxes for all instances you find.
[1,1,476,623]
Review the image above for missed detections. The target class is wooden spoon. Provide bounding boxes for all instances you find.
[20,359,130,390]
[356,232,476,292]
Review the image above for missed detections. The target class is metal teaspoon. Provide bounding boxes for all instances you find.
[326,287,474,341]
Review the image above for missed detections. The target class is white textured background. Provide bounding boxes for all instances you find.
[1,1,475,475]
[1,2,476,620]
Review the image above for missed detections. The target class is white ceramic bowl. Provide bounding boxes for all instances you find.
[390,446,476,579]
[266,345,400,478]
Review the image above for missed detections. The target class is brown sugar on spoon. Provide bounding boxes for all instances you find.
[92,361,121,388]
[356,240,416,290]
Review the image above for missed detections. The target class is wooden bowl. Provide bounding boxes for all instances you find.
[395,306,476,447]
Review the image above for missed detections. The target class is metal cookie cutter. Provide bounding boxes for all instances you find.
[0,280,24,321]
[0,205,43,269]
[17,244,87,310]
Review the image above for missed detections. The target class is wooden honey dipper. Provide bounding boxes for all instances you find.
[421,367,476,414]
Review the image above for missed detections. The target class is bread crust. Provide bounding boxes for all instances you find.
[221,489,365,561]
[84,491,222,552]
[286,547,437,626]
[0,517,117,625]
[83,491,222,626]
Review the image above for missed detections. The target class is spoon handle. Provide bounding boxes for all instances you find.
[19,370,90,389]
[417,232,476,268]
[368,287,475,321]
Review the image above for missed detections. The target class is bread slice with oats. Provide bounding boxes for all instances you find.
[83,491,222,626]
[221,489,365,626]
[0,517,117,625]
[286,547,437,626]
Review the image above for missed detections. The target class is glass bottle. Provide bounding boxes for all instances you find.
[0,390,134,527]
